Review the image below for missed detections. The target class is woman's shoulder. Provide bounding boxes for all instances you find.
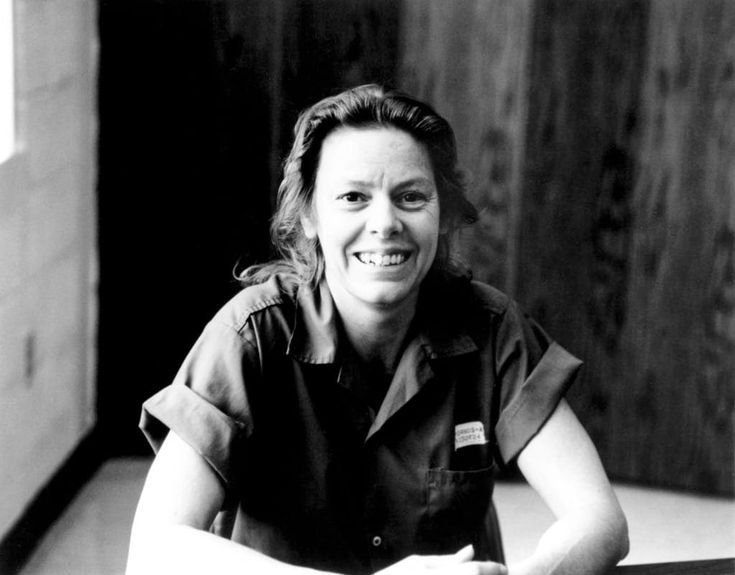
[427,269,511,317]
[211,274,297,335]
[467,279,512,316]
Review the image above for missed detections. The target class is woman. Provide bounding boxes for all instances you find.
[127,85,628,575]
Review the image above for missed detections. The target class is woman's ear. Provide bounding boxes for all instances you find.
[301,214,317,239]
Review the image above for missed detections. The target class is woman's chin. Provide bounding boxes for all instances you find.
[325,267,426,313]
[350,282,418,310]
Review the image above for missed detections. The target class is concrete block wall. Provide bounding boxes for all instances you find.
[0,0,98,540]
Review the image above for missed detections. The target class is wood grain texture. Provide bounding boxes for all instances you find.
[222,0,400,207]
[398,0,534,292]
[618,0,735,494]
[275,0,400,164]
[516,0,653,479]
[517,0,735,493]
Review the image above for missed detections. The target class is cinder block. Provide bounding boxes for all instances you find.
[0,155,31,217]
[0,251,94,541]
[0,292,30,393]
[34,335,84,414]
[0,207,26,297]
[25,253,85,362]
[14,0,93,94]
[0,377,82,537]
[21,82,89,183]
[26,168,82,274]
[0,0,98,544]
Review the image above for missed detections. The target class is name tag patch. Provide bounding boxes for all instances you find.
[454,421,487,450]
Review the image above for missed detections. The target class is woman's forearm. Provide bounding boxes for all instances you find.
[509,505,629,575]
[126,433,344,575]
[126,524,342,575]
[513,400,630,575]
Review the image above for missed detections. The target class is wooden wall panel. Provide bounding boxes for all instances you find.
[617,0,735,493]
[517,0,651,476]
[223,0,400,208]
[518,0,734,493]
[274,0,400,171]
[398,0,534,291]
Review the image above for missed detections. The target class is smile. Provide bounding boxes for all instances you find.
[355,252,409,267]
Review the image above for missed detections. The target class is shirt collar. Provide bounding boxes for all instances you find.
[286,279,340,364]
[286,272,478,364]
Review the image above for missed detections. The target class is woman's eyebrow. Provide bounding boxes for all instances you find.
[395,177,435,189]
[342,178,374,188]
[339,176,435,189]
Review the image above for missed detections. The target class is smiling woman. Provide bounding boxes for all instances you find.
[304,127,440,314]
[127,85,629,575]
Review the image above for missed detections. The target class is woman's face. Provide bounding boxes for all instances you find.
[303,126,441,314]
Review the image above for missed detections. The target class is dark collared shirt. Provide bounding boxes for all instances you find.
[140,272,582,574]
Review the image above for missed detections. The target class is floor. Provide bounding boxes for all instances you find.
[19,458,735,575]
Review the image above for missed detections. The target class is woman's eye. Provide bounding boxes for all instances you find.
[399,191,428,206]
[337,191,365,203]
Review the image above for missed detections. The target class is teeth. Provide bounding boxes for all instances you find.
[357,252,407,266]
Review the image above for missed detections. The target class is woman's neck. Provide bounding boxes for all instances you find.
[333,295,418,373]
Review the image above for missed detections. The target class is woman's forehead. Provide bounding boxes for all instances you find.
[316,126,434,184]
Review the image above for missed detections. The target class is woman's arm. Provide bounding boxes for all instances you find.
[126,431,340,575]
[510,399,629,575]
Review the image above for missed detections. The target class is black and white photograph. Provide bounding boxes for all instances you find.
[0,1,733,574]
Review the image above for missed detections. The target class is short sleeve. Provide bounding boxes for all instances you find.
[139,318,257,490]
[493,301,583,464]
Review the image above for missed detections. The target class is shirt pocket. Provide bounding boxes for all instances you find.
[421,466,495,554]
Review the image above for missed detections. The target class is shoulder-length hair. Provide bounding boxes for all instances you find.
[239,84,478,289]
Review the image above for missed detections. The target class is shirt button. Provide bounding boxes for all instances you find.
[371,535,382,547]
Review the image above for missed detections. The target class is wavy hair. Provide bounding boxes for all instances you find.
[239,84,478,289]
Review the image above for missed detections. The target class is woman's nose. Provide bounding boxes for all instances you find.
[367,198,403,237]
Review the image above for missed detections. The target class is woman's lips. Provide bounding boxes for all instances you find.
[355,251,409,267]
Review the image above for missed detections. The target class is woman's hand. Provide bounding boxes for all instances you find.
[373,545,508,575]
